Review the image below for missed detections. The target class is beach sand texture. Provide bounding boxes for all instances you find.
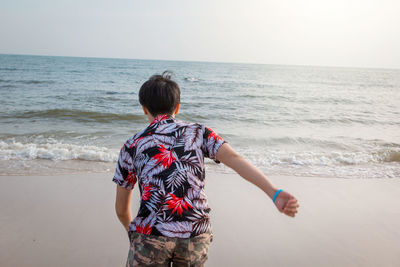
[1,172,399,267]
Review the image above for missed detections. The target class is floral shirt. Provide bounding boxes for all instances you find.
[112,115,225,238]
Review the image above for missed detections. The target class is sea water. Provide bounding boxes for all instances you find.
[0,54,399,178]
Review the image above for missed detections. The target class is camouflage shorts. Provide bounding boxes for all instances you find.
[126,231,213,267]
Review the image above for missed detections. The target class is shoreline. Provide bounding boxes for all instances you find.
[1,172,399,267]
[1,158,398,179]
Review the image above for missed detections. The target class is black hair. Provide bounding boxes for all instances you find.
[138,71,181,117]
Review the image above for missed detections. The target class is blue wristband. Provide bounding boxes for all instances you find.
[273,189,283,203]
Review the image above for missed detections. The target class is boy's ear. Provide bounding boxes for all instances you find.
[174,103,180,115]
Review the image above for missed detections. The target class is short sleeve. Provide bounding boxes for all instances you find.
[202,126,226,163]
[112,144,137,190]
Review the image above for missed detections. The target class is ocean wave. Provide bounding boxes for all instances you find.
[0,84,16,89]
[184,77,200,82]
[0,79,55,85]
[236,94,265,99]
[178,112,208,121]
[0,141,118,162]
[383,150,400,163]
[16,79,55,85]
[271,149,399,166]
[1,139,398,166]
[0,68,19,71]
[228,136,356,150]
[258,117,397,126]
[2,109,144,123]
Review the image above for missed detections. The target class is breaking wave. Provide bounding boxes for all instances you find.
[249,149,400,166]
[0,141,118,162]
[2,109,144,123]
[1,140,398,165]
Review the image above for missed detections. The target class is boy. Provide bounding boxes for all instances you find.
[113,71,299,267]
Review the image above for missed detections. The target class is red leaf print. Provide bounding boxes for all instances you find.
[126,172,137,185]
[136,223,152,235]
[142,184,152,201]
[150,114,169,125]
[208,129,222,141]
[166,193,192,216]
[132,136,144,148]
[152,144,176,168]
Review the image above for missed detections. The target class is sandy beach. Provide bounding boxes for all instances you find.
[1,172,399,267]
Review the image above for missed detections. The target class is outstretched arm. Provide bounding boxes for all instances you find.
[216,143,299,217]
[115,185,133,231]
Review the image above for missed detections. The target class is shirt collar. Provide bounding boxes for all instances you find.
[149,114,175,125]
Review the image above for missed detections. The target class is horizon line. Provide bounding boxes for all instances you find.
[1,52,399,71]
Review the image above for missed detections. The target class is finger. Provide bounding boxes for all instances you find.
[281,198,296,207]
[284,210,298,216]
[283,203,299,212]
[287,203,300,209]
[284,207,298,213]
[284,211,295,217]
[286,200,299,207]
[285,210,297,216]
[285,201,299,207]
[284,206,299,213]
[282,201,296,210]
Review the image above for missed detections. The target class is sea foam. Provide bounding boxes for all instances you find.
[0,141,118,162]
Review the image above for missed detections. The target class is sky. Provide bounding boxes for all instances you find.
[1,0,399,69]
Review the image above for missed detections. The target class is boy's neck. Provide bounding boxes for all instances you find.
[146,113,175,123]
[142,103,180,123]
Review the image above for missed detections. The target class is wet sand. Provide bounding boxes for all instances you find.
[0,172,399,267]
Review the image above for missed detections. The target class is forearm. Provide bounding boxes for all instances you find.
[217,144,278,199]
[228,154,277,198]
[116,210,133,231]
[216,143,299,217]
[115,185,134,231]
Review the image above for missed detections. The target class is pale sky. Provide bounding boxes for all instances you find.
[1,0,399,69]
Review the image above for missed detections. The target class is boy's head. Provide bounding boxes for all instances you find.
[139,71,180,117]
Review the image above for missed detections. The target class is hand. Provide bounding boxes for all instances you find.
[274,190,299,217]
